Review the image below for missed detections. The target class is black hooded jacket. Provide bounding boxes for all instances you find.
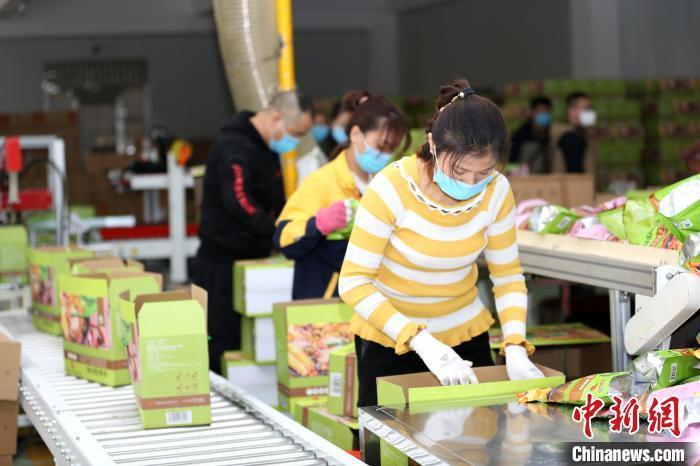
[197,111,285,262]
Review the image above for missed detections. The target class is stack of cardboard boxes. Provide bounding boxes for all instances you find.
[273,299,359,451]
[225,257,294,406]
[0,332,21,466]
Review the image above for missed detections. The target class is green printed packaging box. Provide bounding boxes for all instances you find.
[241,316,276,363]
[304,406,359,451]
[273,299,354,396]
[489,323,612,380]
[0,226,28,285]
[59,270,162,386]
[119,285,211,429]
[233,256,294,316]
[377,365,564,408]
[28,247,94,334]
[281,392,327,422]
[328,343,358,418]
[68,257,144,275]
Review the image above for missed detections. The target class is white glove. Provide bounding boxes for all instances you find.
[419,407,475,445]
[410,330,478,386]
[505,345,544,380]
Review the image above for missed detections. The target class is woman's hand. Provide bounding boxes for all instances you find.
[505,345,544,380]
[410,330,479,386]
[315,200,351,235]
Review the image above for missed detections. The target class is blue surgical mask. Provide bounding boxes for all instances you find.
[534,112,551,127]
[432,153,493,201]
[355,137,392,174]
[311,124,330,142]
[332,126,348,144]
[269,127,300,154]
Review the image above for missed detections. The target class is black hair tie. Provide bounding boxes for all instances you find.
[450,87,476,104]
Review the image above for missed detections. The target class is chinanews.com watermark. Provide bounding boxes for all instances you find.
[566,443,689,465]
[563,393,696,465]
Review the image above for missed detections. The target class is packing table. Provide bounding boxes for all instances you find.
[358,397,695,465]
[0,309,365,466]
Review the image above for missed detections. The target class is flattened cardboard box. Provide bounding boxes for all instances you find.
[328,343,358,418]
[28,246,94,335]
[233,256,293,316]
[60,270,162,386]
[0,225,28,285]
[222,351,277,406]
[273,299,354,395]
[240,315,276,363]
[0,333,21,401]
[489,323,612,380]
[119,285,211,429]
[304,406,358,452]
[377,365,564,409]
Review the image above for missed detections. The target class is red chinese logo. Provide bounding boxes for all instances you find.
[647,396,681,437]
[572,393,605,439]
[608,395,640,434]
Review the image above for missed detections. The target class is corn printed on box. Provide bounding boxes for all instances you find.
[119,285,211,429]
[0,226,28,285]
[328,343,358,418]
[273,299,354,398]
[60,269,162,386]
[28,247,94,334]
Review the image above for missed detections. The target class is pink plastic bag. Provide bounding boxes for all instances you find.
[515,199,549,230]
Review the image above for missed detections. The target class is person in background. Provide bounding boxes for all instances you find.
[311,108,334,157]
[275,95,410,299]
[339,79,543,408]
[509,96,552,174]
[551,91,597,174]
[194,90,313,374]
[327,90,370,159]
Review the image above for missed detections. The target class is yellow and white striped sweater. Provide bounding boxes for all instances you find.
[339,154,533,355]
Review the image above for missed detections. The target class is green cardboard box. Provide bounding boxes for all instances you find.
[59,270,162,386]
[273,299,354,395]
[119,285,211,429]
[241,316,276,363]
[304,406,359,451]
[28,246,94,334]
[377,365,564,408]
[283,393,327,423]
[68,257,144,275]
[328,343,358,418]
[0,226,28,285]
[233,256,294,316]
[489,323,612,380]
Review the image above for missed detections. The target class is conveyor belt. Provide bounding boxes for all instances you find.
[0,310,365,466]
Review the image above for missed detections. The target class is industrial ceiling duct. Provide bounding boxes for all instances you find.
[213,0,280,112]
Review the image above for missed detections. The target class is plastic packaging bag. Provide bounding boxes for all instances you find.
[680,232,700,275]
[653,173,700,243]
[622,197,659,246]
[598,207,627,241]
[516,372,643,405]
[528,205,579,235]
[631,348,700,390]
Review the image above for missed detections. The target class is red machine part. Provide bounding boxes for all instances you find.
[4,136,22,172]
[99,224,199,240]
[0,189,53,211]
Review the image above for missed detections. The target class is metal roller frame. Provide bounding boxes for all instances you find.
[0,310,365,466]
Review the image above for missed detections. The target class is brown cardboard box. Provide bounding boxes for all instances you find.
[508,174,594,207]
[0,400,19,455]
[0,334,20,401]
[0,454,11,466]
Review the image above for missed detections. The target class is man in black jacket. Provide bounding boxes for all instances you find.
[194,90,313,374]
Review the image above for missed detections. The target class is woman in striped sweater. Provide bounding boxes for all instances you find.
[339,79,543,407]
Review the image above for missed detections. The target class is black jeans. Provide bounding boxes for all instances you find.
[192,252,241,375]
[356,331,494,408]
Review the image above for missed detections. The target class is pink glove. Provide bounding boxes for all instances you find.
[315,201,350,236]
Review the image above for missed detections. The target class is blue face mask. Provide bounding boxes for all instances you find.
[355,139,392,174]
[332,126,348,144]
[534,112,551,127]
[269,126,300,154]
[311,124,330,142]
[432,154,493,201]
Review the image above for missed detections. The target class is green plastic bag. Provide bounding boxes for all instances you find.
[598,207,626,240]
[622,197,659,246]
[529,205,579,235]
[327,199,360,241]
[653,174,700,243]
